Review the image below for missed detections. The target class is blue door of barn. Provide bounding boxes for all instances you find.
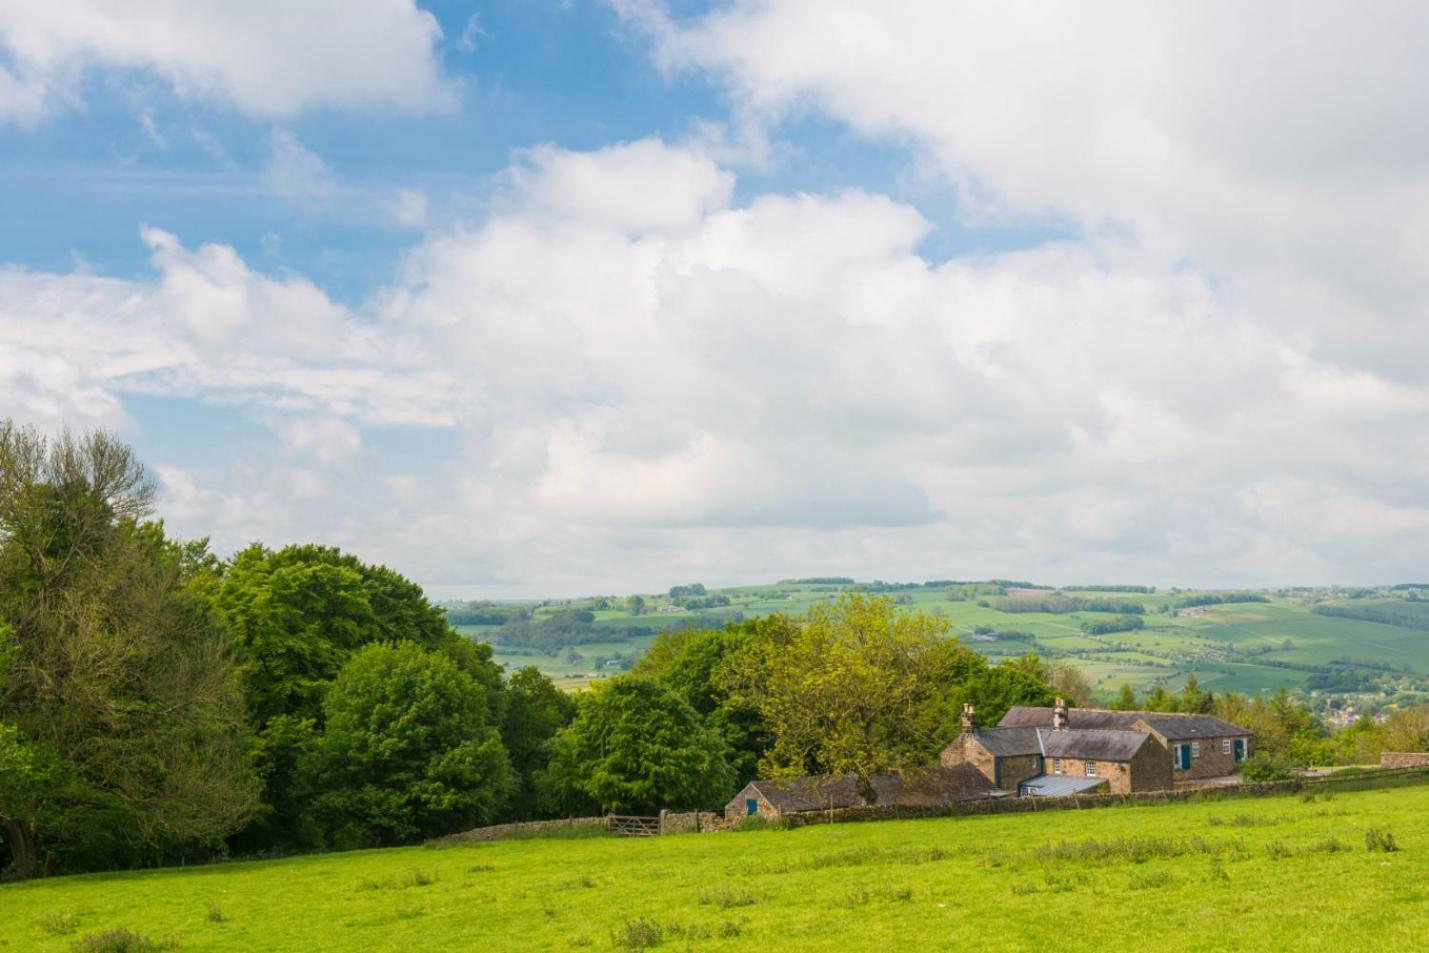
[1176,745,1191,770]
[745,799,758,816]
[1234,739,1246,763]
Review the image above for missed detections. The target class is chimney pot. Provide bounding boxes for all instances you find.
[1053,697,1069,731]
[960,702,977,733]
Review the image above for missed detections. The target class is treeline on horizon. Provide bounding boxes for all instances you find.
[3,422,1428,882]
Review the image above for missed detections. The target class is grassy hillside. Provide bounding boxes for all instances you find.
[4,784,1426,952]
[453,582,1429,701]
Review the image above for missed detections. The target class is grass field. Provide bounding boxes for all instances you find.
[5,784,1426,952]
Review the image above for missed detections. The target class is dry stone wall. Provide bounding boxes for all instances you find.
[1381,751,1429,768]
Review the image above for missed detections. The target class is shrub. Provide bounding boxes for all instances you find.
[1240,752,1302,782]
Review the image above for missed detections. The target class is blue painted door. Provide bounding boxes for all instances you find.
[745,798,758,816]
[1234,739,1246,762]
[1177,745,1191,770]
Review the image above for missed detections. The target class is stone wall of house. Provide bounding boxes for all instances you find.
[996,754,1044,790]
[1144,728,1248,780]
[1042,757,1126,793]
[1381,751,1429,768]
[940,734,1041,789]
[1127,736,1174,792]
[723,786,779,822]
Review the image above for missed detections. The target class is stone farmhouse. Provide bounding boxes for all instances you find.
[724,764,995,822]
[942,698,1252,795]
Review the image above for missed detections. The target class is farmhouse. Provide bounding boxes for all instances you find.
[997,702,1252,782]
[942,698,1252,793]
[724,764,996,822]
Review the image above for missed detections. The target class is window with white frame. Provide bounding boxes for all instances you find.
[1084,761,1097,777]
[1192,741,1201,758]
[1053,759,1063,775]
[1222,738,1232,755]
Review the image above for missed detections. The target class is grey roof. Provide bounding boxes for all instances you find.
[733,764,995,814]
[1040,728,1152,761]
[970,726,1152,762]
[969,726,1044,757]
[1017,774,1108,797]
[998,706,1251,739]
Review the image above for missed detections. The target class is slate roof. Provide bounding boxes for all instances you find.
[1017,774,1109,797]
[997,706,1251,739]
[968,726,1153,762]
[734,764,996,814]
[1040,728,1153,761]
[969,726,1043,757]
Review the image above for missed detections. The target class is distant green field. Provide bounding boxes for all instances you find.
[458,583,1429,699]
[4,784,1426,951]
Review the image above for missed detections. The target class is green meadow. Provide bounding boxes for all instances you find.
[466,582,1429,698]
[5,784,1426,952]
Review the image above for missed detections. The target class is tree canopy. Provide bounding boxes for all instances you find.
[300,642,513,847]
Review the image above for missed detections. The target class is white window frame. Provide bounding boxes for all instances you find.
[1192,741,1201,758]
[1053,758,1063,775]
[1221,738,1232,755]
[1084,761,1097,777]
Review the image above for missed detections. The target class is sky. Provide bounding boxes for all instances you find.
[2,1,1428,598]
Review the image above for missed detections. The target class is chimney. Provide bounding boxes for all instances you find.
[1053,697,1068,731]
[960,703,977,734]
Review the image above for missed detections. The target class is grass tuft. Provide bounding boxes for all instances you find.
[37,912,81,936]
[1364,829,1399,853]
[69,928,175,953]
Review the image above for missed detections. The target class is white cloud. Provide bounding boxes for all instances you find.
[2,138,1428,592]
[622,1,1429,379]
[263,129,336,202]
[0,0,456,122]
[388,187,430,228]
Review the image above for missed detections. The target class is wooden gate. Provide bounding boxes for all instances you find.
[607,814,660,837]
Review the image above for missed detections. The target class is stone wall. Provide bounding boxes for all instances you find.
[659,810,731,834]
[1381,751,1429,768]
[777,766,1429,830]
[427,816,607,846]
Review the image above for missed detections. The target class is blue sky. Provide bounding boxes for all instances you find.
[3,2,1428,596]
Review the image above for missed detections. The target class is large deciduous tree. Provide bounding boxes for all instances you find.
[299,642,514,847]
[542,677,734,815]
[0,422,257,877]
[722,593,1052,796]
[213,542,504,847]
[500,666,577,818]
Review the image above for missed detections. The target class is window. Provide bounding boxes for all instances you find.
[1222,738,1232,755]
[1084,761,1097,777]
[1053,759,1063,775]
[1191,741,1201,758]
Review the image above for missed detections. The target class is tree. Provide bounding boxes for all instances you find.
[626,594,646,616]
[500,666,577,818]
[635,623,772,786]
[1111,683,1138,710]
[1179,673,1213,713]
[720,594,1042,795]
[542,677,734,815]
[300,642,513,848]
[213,543,502,847]
[0,423,257,876]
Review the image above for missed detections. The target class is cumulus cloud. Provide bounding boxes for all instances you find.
[621,1,1429,379]
[2,136,1427,592]
[0,0,456,122]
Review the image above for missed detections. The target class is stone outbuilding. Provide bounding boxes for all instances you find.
[724,763,997,822]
